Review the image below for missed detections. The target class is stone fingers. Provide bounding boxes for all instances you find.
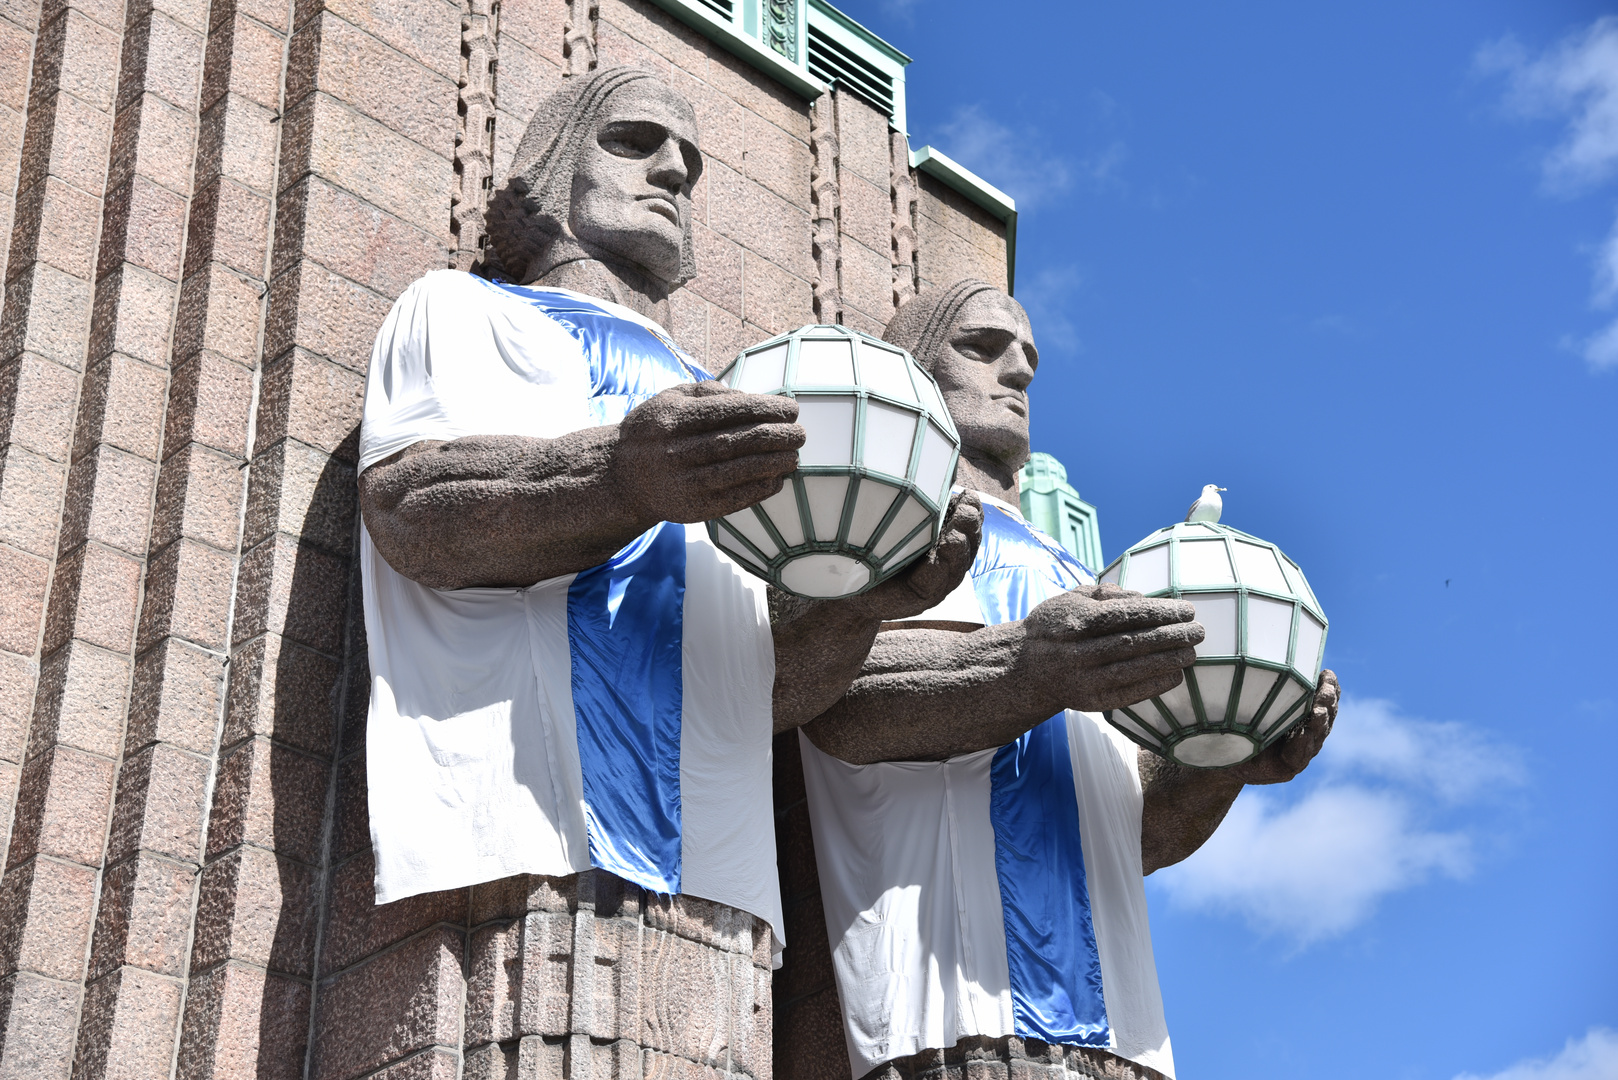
[1030,591,1198,640]
[1077,645,1199,691]
[1083,668,1190,712]
[638,384,800,435]
[672,422,806,466]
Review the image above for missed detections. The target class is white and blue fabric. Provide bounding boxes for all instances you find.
[801,494,1174,1077]
[359,270,783,958]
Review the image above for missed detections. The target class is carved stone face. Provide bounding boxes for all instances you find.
[930,290,1039,470]
[569,80,702,284]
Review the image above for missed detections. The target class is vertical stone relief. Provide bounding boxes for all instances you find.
[564,0,599,77]
[453,0,500,270]
[890,129,918,308]
[810,90,843,324]
[764,0,797,62]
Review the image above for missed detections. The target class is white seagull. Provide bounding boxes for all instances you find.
[1185,484,1227,523]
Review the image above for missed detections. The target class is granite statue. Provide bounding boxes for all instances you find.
[354,66,982,1059]
[799,280,1341,1080]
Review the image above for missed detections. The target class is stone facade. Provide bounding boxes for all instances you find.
[0,0,1010,1076]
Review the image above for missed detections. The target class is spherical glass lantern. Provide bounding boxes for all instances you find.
[706,325,961,598]
[1097,522,1328,768]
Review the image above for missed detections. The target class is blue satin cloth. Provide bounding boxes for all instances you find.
[491,282,712,424]
[975,498,1109,1047]
[497,282,707,895]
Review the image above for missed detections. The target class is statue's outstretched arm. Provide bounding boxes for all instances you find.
[359,382,803,589]
[768,494,984,732]
[1139,670,1340,874]
[800,586,1203,764]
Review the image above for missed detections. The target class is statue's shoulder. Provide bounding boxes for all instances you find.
[406,267,501,303]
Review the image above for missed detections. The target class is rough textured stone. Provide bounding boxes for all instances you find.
[85,853,197,980]
[174,960,310,1080]
[310,928,464,1080]
[189,844,319,976]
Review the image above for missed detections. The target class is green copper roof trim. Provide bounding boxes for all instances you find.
[808,0,911,66]
[644,0,826,100]
[909,145,1018,294]
[807,0,910,133]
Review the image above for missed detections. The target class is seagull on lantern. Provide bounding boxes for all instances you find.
[1185,485,1226,523]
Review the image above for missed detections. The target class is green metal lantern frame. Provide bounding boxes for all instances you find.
[706,324,962,598]
[1097,522,1328,768]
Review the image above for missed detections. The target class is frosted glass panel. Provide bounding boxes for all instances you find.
[847,479,900,547]
[1294,611,1325,680]
[797,396,855,466]
[1177,539,1235,586]
[1247,596,1294,664]
[1260,678,1311,736]
[1232,542,1289,594]
[1192,664,1236,723]
[796,338,855,385]
[756,484,804,546]
[879,495,932,559]
[1234,668,1279,726]
[1156,678,1196,729]
[1280,557,1320,611]
[1128,704,1172,736]
[863,400,918,478]
[734,343,787,393]
[726,507,779,558]
[802,475,850,541]
[1125,544,1170,595]
[1107,711,1163,750]
[1192,593,1238,655]
[882,522,934,569]
[858,345,917,403]
[1099,564,1122,586]
[715,528,765,573]
[913,372,948,424]
[914,422,956,505]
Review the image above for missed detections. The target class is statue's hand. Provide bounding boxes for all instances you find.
[1226,670,1340,785]
[614,382,805,523]
[1023,584,1204,713]
[839,492,983,621]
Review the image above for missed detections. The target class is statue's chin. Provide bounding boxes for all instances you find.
[572,220,682,286]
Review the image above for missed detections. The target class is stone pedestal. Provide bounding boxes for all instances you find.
[866,1038,1168,1080]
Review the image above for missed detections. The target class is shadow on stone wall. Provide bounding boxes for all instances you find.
[261,421,367,1076]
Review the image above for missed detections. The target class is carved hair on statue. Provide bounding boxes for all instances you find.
[484,66,702,287]
[882,278,1001,373]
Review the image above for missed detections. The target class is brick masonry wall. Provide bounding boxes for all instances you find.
[0,0,1010,1075]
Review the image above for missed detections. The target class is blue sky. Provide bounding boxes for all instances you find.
[831,1,1618,1077]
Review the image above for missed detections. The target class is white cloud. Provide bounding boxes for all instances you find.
[1316,696,1524,804]
[1582,211,1618,370]
[936,105,1076,210]
[1453,1028,1618,1080]
[1478,18,1618,373]
[1478,17,1618,193]
[1017,265,1085,354]
[1151,695,1522,944]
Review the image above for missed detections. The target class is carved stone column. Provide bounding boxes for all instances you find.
[809,91,841,324]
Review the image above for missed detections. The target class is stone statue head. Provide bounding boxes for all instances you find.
[486,67,702,290]
[884,280,1040,477]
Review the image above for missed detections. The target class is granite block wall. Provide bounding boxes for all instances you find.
[0,0,1009,1075]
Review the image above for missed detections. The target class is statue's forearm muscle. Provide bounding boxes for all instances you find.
[359,432,647,589]
[1137,751,1243,875]
[801,626,1061,762]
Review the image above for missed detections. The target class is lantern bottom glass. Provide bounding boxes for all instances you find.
[779,553,872,598]
[1171,731,1256,768]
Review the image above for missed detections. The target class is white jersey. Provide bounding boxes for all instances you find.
[801,494,1173,1075]
[360,270,783,957]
